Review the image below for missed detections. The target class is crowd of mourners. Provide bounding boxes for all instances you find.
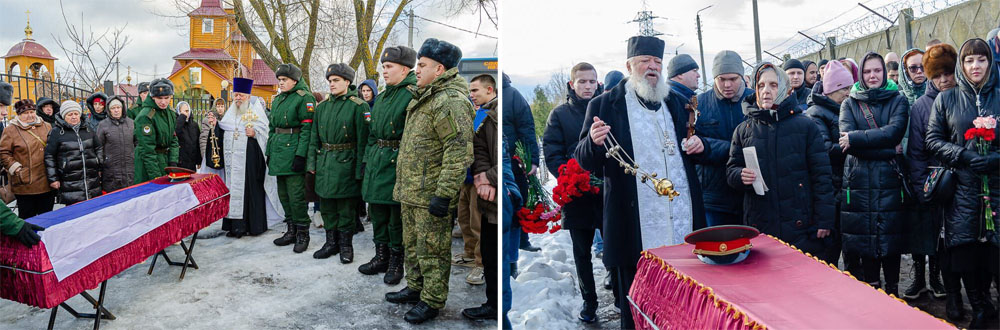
[501,29,1000,330]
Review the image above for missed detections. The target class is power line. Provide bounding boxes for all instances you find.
[412,14,497,39]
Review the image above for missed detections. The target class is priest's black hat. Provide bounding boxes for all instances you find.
[233,77,253,94]
[627,36,665,59]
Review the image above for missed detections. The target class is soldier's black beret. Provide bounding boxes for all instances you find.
[325,63,356,83]
[418,38,462,70]
[380,45,417,68]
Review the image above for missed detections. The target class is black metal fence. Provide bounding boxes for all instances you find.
[1,73,220,123]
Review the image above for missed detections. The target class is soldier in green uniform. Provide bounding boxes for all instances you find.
[268,63,316,254]
[358,45,418,285]
[133,78,180,183]
[385,38,474,324]
[127,81,149,120]
[308,63,369,264]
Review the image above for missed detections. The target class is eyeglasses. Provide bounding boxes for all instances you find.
[907,65,924,73]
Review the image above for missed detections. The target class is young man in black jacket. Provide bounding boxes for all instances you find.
[542,62,603,323]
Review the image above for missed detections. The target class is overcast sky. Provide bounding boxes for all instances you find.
[501,0,906,101]
[0,0,497,86]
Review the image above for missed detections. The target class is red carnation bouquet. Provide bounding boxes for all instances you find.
[552,158,603,206]
[513,141,562,234]
[965,116,997,231]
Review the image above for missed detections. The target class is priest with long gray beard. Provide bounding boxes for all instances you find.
[574,35,709,329]
[216,78,284,237]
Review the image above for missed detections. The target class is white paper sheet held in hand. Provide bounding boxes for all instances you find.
[742,146,768,196]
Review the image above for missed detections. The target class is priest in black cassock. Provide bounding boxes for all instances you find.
[574,36,709,329]
[216,78,284,237]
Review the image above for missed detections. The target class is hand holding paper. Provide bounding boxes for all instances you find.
[742,146,768,196]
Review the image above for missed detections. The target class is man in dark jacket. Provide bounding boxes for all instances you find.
[542,62,603,323]
[904,43,956,304]
[784,59,812,111]
[463,79,499,321]
[695,50,751,226]
[575,36,709,329]
[804,59,854,266]
[727,62,835,258]
[501,73,541,253]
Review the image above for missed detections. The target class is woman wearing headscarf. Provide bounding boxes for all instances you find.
[899,48,928,106]
[44,100,102,205]
[726,62,835,257]
[96,96,134,193]
[925,38,1000,329]
[838,51,909,296]
[0,99,53,218]
[175,101,202,171]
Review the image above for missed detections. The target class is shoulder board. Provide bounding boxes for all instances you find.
[296,90,308,97]
[146,108,156,119]
[349,96,364,106]
[406,85,419,96]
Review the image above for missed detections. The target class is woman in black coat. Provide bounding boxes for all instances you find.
[44,101,102,205]
[175,101,202,171]
[727,62,835,257]
[838,52,909,295]
[925,38,1000,329]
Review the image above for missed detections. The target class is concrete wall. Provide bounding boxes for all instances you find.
[799,0,1000,63]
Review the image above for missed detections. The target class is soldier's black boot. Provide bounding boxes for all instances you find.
[386,286,421,304]
[384,247,404,285]
[928,256,946,299]
[359,243,389,275]
[404,301,439,324]
[312,229,340,259]
[293,224,310,253]
[339,230,354,264]
[903,255,927,299]
[273,221,296,246]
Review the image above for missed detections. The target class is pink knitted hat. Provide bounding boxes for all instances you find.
[823,59,854,95]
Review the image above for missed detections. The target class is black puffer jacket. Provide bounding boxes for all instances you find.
[839,52,910,258]
[542,86,602,230]
[907,82,943,199]
[925,38,1000,249]
[176,112,202,171]
[805,89,846,195]
[727,93,835,256]
[45,114,102,205]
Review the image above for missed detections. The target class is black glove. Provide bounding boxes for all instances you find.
[972,153,1000,174]
[960,149,981,167]
[428,196,450,218]
[292,156,306,172]
[15,222,44,247]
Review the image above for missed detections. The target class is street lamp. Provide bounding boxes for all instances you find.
[696,5,713,88]
[220,79,230,102]
[675,43,685,55]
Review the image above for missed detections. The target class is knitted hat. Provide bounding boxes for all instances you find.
[782,59,805,72]
[822,57,854,95]
[380,45,417,68]
[59,100,82,117]
[275,63,303,82]
[13,99,35,115]
[713,51,744,77]
[923,43,958,79]
[667,54,698,78]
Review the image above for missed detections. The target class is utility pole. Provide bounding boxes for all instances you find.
[752,0,762,63]
[696,5,712,88]
[408,9,414,48]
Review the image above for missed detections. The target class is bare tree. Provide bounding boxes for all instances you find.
[52,0,132,90]
[232,0,321,85]
[348,0,411,80]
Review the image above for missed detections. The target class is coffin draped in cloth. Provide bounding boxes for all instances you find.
[0,174,229,308]
[628,235,955,329]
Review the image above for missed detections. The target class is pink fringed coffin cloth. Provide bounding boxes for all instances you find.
[0,174,229,308]
[628,235,955,329]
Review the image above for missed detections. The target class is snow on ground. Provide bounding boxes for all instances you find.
[0,214,496,329]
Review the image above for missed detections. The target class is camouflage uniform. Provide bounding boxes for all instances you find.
[393,67,474,309]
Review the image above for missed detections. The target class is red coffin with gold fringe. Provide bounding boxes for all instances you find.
[628,235,955,329]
